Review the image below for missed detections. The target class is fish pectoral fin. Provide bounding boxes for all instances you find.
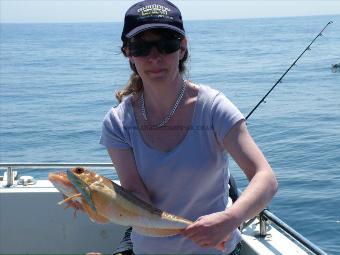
[58,193,82,205]
[133,226,183,237]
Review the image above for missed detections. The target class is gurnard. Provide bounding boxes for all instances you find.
[48,167,193,237]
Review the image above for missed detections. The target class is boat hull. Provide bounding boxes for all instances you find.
[0,178,318,255]
[0,180,126,254]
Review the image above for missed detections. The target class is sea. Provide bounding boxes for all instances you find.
[1,15,339,254]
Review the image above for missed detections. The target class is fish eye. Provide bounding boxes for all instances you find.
[74,167,84,174]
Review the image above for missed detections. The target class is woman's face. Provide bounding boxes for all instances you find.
[127,30,187,84]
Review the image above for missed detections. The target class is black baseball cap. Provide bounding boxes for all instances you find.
[121,0,185,41]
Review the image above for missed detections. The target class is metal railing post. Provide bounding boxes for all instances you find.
[6,166,14,187]
[259,211,268,237]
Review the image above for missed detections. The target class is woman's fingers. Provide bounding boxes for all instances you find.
[182,226,216,248]
[181,213,232,251]
[215,241,225,251]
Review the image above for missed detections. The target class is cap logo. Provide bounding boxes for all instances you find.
[137,4,172,18]
[122,1,184,40]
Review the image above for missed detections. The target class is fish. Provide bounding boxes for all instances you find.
[48,167,193,237]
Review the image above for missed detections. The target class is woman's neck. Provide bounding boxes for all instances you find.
[142,75,184,118]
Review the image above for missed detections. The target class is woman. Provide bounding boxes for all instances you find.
[100,0,278,254]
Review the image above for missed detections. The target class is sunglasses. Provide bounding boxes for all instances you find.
[128,38,181,57]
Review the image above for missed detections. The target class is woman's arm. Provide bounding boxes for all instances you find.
[223,119,278,226]
[182,119,278,249]
[107,147,152,204]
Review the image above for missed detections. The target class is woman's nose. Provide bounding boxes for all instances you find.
[147,46,162,60]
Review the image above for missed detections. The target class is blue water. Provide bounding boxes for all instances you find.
[1,15,339,254]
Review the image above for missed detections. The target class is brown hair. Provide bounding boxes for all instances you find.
[116,29,189,103]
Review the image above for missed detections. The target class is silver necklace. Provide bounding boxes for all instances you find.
[140,80,187,128]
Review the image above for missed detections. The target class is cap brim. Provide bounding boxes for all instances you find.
[126,23,185,38]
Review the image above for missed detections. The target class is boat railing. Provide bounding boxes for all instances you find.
[0,162,114,187]
[0,163,328,255]
[260,209,327,255]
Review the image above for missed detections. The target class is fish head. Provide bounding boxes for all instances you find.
[48,171,79,198]
[66,167,99,212]
[49,168,110,224]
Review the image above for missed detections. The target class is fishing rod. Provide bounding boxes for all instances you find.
[245,21,333,120]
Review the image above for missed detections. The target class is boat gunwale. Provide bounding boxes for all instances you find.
[0,162,328,255]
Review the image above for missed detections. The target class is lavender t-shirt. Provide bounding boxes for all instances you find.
[100,85,244,254]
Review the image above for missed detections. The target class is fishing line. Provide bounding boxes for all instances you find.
[245,21,333,120]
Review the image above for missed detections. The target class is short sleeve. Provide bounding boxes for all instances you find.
[99,107,131,149]
[211,93,245,146]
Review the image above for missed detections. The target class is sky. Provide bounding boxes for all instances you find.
[0,0,340,23]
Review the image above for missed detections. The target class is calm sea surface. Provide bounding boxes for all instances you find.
[1,15,339,254]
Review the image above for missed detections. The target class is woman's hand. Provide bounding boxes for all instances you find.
[181,211,238,251]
